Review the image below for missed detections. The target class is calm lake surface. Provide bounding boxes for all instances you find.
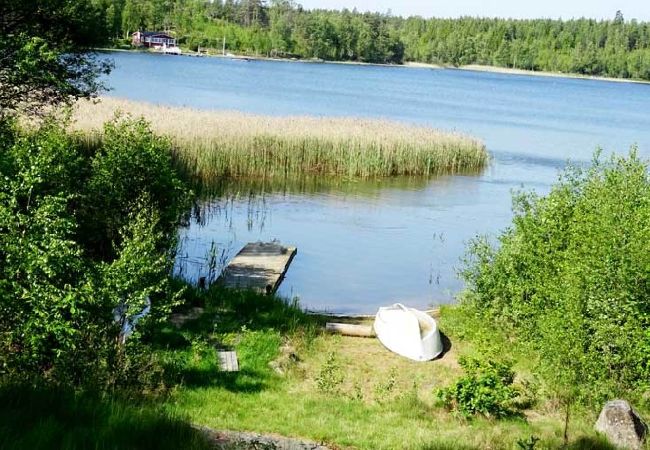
[103,51,650,314]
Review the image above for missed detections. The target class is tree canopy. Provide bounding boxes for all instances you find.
[91,1,650,79]
[0,0,111,116]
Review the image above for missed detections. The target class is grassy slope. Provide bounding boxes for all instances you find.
[155,290,633,450]
[2,288,642,449]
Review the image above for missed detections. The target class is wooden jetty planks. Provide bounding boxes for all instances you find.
[218,242,297,294]
[217,350,239,372]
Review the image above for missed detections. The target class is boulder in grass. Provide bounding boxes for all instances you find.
[595,400,647,450]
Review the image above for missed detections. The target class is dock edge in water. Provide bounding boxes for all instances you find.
[218,242,297,294]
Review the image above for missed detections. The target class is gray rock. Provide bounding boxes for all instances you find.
[595,400,648,450]
[194,425,330,450]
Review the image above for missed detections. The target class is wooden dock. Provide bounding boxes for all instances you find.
[218,242,297,294]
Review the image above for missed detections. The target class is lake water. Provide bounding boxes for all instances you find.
[103,51,650,314]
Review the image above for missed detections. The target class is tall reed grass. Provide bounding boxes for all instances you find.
[72,98,488,182]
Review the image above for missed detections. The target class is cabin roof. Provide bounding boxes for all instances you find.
[134,31,174,39]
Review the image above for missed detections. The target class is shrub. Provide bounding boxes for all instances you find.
[79,115,189,259]
[516,435,540,450]
[0,117,187,389]
[461,151,650,402]
[374,368,398,404]
[316,352,344,394]
[436,357,520,419]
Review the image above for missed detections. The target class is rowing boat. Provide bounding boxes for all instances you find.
[373,303,443,361]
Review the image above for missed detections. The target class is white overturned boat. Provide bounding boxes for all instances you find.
[373,303,443,361]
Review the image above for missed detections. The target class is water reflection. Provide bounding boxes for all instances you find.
[193,173,446,200]
[101,52,650,313]
[174,172,508,315]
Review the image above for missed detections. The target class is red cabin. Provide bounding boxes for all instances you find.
[132,31,176,48]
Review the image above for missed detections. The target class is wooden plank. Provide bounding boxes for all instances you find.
[309,308,441,320]
[217,351,239,372]
[326,322,376,338]
[218,242,297,294]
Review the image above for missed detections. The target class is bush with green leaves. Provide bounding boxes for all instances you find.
[79,116,189,259]
[316,352,344,394]
[0,116,188,388]
[461,150,650,402]
[436,357,520,419]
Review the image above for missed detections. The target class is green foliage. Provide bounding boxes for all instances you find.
[436,357,520,419]
[1,123,97,383]
[0,117,188,389]
[0,1,111,116]
[316,352,344,394]
[92,1,650,80]
[461,151,650,402]
[79,116,189,258]
[394,14,650,80]
[516,435,540,450]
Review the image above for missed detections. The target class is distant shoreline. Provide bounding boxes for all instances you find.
[445,63,650,85]
[95,48,650,85]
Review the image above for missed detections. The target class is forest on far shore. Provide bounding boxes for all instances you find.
[93,1,650,79]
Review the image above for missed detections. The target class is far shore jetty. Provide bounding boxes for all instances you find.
[72,97,488,183]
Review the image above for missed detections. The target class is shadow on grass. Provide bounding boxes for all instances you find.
[174,367,269,392]
[147,283,321,393]
[437,331,453,360]
[417,436,618,450]
[161,283,321,338]
[567,436,618,450]
[0,385,213,450]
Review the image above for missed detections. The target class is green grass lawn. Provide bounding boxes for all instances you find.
[153,289,633,450]
[0,386,213,450]
[2,288,644,449]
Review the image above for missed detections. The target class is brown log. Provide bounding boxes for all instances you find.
[325,322,376,338]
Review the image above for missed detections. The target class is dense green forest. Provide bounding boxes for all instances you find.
[90,0,650,79]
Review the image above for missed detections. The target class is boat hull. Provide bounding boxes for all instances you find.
[373,304,443,361]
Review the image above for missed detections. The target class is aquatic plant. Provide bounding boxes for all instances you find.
[72,98,488,184]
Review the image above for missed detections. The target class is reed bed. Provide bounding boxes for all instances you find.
[71,97,488,182]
